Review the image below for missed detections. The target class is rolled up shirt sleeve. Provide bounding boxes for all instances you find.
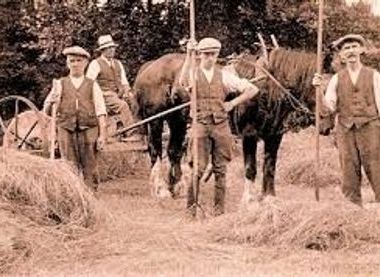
[86,60,101,81]
[222,69,259,96]
[324,74,338,112]
[92,81,107,117]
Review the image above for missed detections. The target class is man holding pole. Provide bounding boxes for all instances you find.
[179,37,260,216]
[313,34,380,205]
[43,46,107,191]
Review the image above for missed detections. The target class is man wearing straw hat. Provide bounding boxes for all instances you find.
[86,34,137,140]
[179,37,260,216]
[43,46,107,191]
[313,34,380,205]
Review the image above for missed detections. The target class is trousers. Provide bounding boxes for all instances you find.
[57,126,100,189]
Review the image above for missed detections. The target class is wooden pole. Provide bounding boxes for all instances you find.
[15,99,19,143]
[189,0,199,216]
[315,0,324,201]
[50,79,58,160]
[50,104,57,160]
[111,102,191,137]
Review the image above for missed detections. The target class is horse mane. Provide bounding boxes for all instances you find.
[233,53,258,80]
[266,48,317,103]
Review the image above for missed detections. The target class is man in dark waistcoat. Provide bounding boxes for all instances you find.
[43,46,107,190]
[313,34,380,205]
[179,37,260,216]
[86,35,137,140]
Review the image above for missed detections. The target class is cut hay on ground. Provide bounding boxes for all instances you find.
[0,148,102,227]
[206,196,380,251]
[0,147,106,273]
[277,128,342,187]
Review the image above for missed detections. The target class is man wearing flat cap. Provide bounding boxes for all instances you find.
[179,37,260,216]
[313,34,380,205]
[86,34,137,140]
[43,46,107,191]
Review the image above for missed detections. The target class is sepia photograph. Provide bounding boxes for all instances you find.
[1,0,380,276]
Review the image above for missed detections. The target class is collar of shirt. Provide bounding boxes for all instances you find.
[347,64,363,86]
[69,75,85,89]
[100,55,115,67]
[201,67,215,83]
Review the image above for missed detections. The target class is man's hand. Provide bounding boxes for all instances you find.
[186,39,198,53]
[96,136,106,151]
[312,73,323,87]
[122,89,133,101]
[223,101,234,112]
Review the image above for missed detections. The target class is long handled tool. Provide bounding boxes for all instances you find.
[50,79,59,160]
[188,0,201,217]
[315,0,324,201]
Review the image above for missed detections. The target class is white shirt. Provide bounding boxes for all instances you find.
[199,67,255,93]
[324,66,380,113]
[86,55,130,87]
[43,76,107,117]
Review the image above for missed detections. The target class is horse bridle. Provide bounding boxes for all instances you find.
[232,54,314,117]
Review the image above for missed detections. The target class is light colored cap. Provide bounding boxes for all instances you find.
[62,46,90,59]
[197,37,222,52]
[332,34,366,50]
[97,34,118,51]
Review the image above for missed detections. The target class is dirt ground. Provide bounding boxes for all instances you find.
[5,128,380,276]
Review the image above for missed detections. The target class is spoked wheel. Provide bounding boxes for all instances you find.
[0,95,52,156]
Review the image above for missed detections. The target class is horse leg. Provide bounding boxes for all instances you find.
[147,119,164,167]
[262,134,283,196]
[241,135,258,205]
[166,112,187,196]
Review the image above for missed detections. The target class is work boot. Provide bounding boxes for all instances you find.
[214,174,226,216]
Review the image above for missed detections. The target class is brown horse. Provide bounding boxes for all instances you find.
[133,53,190,195]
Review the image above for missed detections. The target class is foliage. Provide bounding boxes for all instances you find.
[2,0,380,115]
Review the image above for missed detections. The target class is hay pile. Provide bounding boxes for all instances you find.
[0,148,101,226]
[207,196,380,251]
[98,142,149,181]
[0,148,104,273]
[277,128,342,187]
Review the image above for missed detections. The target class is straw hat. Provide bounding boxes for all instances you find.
[97,35,118,51]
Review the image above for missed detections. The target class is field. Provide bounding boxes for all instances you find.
[2,128,380,276]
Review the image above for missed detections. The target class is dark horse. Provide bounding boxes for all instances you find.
[133,49,334,199]
[133,53,190,194]
[233,48,334,201]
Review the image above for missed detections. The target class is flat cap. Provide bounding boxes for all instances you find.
[197,37,222,52]
[332,34,366,50]
[62,46,91,59]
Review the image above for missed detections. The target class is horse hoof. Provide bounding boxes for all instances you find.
[157,187,172,199]
[240,178,261,207]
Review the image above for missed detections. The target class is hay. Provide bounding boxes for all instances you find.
[0,147,106,273]
[277,128,342,188]
[206,196,380,251]
[98,142,149,181]
[0,148,102,227]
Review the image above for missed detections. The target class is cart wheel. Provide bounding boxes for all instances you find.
[0,96,52,156]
